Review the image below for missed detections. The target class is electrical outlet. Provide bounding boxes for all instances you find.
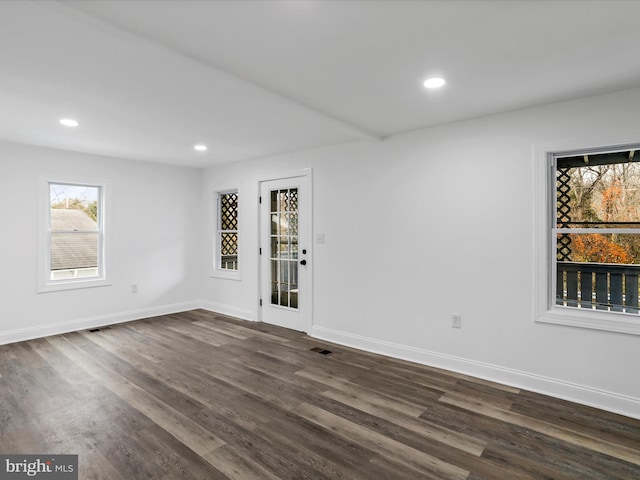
[131,284,138,294]
[452,314,462,328]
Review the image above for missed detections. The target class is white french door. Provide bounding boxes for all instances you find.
[259,174,311,332]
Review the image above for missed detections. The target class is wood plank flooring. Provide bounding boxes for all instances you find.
[1,309,639,479]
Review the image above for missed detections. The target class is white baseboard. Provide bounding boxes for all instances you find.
[5,302,637,419]
[310,325,640,420]
[0,301,200,345]
[198,300,255,322]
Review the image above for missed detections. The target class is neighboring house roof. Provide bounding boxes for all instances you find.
[50,209,98,270]
[51,208,97,231]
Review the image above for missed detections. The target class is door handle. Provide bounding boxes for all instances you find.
[300,259,307,266]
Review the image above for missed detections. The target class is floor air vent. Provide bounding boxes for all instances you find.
[310,347,333,355]
[88,326,111,333]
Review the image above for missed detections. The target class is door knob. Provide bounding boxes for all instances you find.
[300,259,307,266]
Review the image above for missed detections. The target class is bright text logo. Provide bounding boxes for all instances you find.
[0,455,77,480]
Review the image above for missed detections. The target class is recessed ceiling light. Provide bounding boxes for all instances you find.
[194,144,207,151]
[423,77,446,89]
[59,118,79,127]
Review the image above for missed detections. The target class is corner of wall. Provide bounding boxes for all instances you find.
[0,301,201,346]
[198,299,255,322]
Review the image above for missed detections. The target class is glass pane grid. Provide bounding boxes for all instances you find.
[270,188,299,309]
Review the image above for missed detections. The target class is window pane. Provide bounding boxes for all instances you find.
[271,265,299,309]
[556,157,640,228]
[556,252,640,314]
[271,214,279,235]
[557,233,640,265]
[219,232,238,270]
[50,184,99,230]
[220,192,238,230]
[286,188,298,212]
[50,232,99,280]
[50,208,99,232]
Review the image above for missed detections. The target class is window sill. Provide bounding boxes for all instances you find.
[537,306,640,336]
[38,279,112,294]
[210,270,241,281]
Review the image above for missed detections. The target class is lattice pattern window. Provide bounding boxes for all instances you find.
[217,191,238,271]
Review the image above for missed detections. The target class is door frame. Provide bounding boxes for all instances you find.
[257,168,313,332]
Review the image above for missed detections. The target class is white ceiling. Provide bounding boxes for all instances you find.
[1,0,640,168]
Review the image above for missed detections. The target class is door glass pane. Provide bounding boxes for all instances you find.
[270,188,299,309]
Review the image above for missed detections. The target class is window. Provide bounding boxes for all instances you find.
[39,177,110,292]
[544,144,640,334]
[215,190,239,272]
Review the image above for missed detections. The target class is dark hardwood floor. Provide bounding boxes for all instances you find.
[1,310,639,479]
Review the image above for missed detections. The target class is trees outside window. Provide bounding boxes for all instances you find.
[554,148,640,314]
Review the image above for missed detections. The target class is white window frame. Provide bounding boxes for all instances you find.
[210,187,241,280]
[38,175,111,293]
[535,140,640,336]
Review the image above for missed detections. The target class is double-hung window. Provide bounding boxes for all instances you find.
[214,190,239,274]
[39,178,110,292]
[547,145,640,334]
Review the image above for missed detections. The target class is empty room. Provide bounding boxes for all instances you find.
[1,1,640,479]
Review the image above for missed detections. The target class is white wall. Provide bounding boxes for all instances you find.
[201,87,640,418]
[0,141,202,342]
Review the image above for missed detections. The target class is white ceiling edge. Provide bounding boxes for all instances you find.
[60,1,640,135]
[3,1,640,168]
[0,2,379,168]
[49,0,382,143]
